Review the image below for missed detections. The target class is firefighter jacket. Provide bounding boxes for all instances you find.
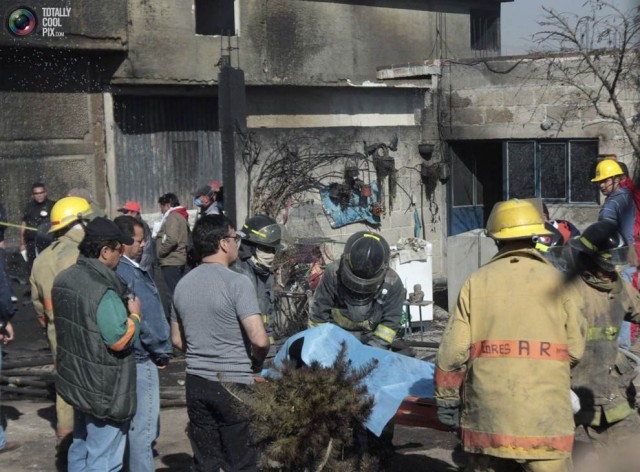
[435,246,586,460]
[308,263,405,348]
[571,272,640,426]
[30,226,83,323]
[232,250,276,340]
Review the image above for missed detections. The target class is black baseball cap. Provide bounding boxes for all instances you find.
[192,185,213,197]
[83,217,134,245]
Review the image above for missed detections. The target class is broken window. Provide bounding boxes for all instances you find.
[506,140,598,203]
[195,0,236,36]
[506,141,536,199]
[470,8,500,53]
[540,143,566,199]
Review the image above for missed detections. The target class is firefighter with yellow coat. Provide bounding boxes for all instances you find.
[435,199,586,472]
[567,220,640,463]
[30,197,94,461]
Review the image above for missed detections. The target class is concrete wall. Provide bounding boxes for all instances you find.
[437,55,639,229]
[113,0,493,85]
[0,91,105,245]
[236,124,434,257]
[440,57,637,162]
[240,0,475,84]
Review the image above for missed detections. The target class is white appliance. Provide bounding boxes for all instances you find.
[391,241,433,322]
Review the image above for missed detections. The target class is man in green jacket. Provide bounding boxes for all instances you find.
[53,217,141,472]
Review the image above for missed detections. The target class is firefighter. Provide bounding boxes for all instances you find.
[308,231,405,349]
[591,159,637,265]
[29,196,94,464]
[233,214,282,342]
[435,198,586,472]
[567,220,640,464]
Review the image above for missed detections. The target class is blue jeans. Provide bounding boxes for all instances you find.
[161,265,185,300]
[0,343,5,450]
[127,358,160,472]
[68,409,129,472]
[619,266,636,349]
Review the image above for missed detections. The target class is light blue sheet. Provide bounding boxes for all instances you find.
[263,324,435,436]
[320,182,380,228]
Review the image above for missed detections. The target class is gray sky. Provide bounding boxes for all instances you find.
[501,0,639,55]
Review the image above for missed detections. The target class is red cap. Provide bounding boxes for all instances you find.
[208,180,222,192]
[118,201,141,214]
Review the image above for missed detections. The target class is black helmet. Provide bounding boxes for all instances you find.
[339,231,390,295]
[242,215,282,248]
[568,220,627,272]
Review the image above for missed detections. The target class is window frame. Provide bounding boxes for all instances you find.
[194,0,239,37]
[504,139,599,204]
[470,7,501,53]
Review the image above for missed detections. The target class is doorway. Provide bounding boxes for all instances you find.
[448,141,502,236]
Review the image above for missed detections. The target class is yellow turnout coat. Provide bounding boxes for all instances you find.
[435,246,586,460]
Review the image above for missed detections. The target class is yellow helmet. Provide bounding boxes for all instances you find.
[49,196,93,233]
[591,159,624,182]
[486,198,551,241]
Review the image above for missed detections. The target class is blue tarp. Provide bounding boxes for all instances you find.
[262,324,435,436]
[320,182,380,228]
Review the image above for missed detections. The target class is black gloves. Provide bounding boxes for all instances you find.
[437,406,460,429]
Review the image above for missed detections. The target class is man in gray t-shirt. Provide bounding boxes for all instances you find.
[171,214,269,472]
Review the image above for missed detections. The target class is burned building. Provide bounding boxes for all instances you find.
[3,0,632,296]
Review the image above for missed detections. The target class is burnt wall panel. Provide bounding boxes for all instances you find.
[242,0,471,84]
[113,95,222,214]
[0,155,94,245]
[0,92,89,139]
[113,0,488,85]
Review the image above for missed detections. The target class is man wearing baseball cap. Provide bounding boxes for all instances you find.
[117,201,155,274]
[53,217,142,471]
[192,181,222,217]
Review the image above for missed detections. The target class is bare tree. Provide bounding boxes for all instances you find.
[534,1,640,158]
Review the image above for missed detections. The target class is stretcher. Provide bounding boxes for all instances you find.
[392,396,450,431]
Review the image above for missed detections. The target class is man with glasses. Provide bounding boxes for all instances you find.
[114,215,171,472]
[53,217,142,471]
[171,214,269,472]
[20,182,56,272]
